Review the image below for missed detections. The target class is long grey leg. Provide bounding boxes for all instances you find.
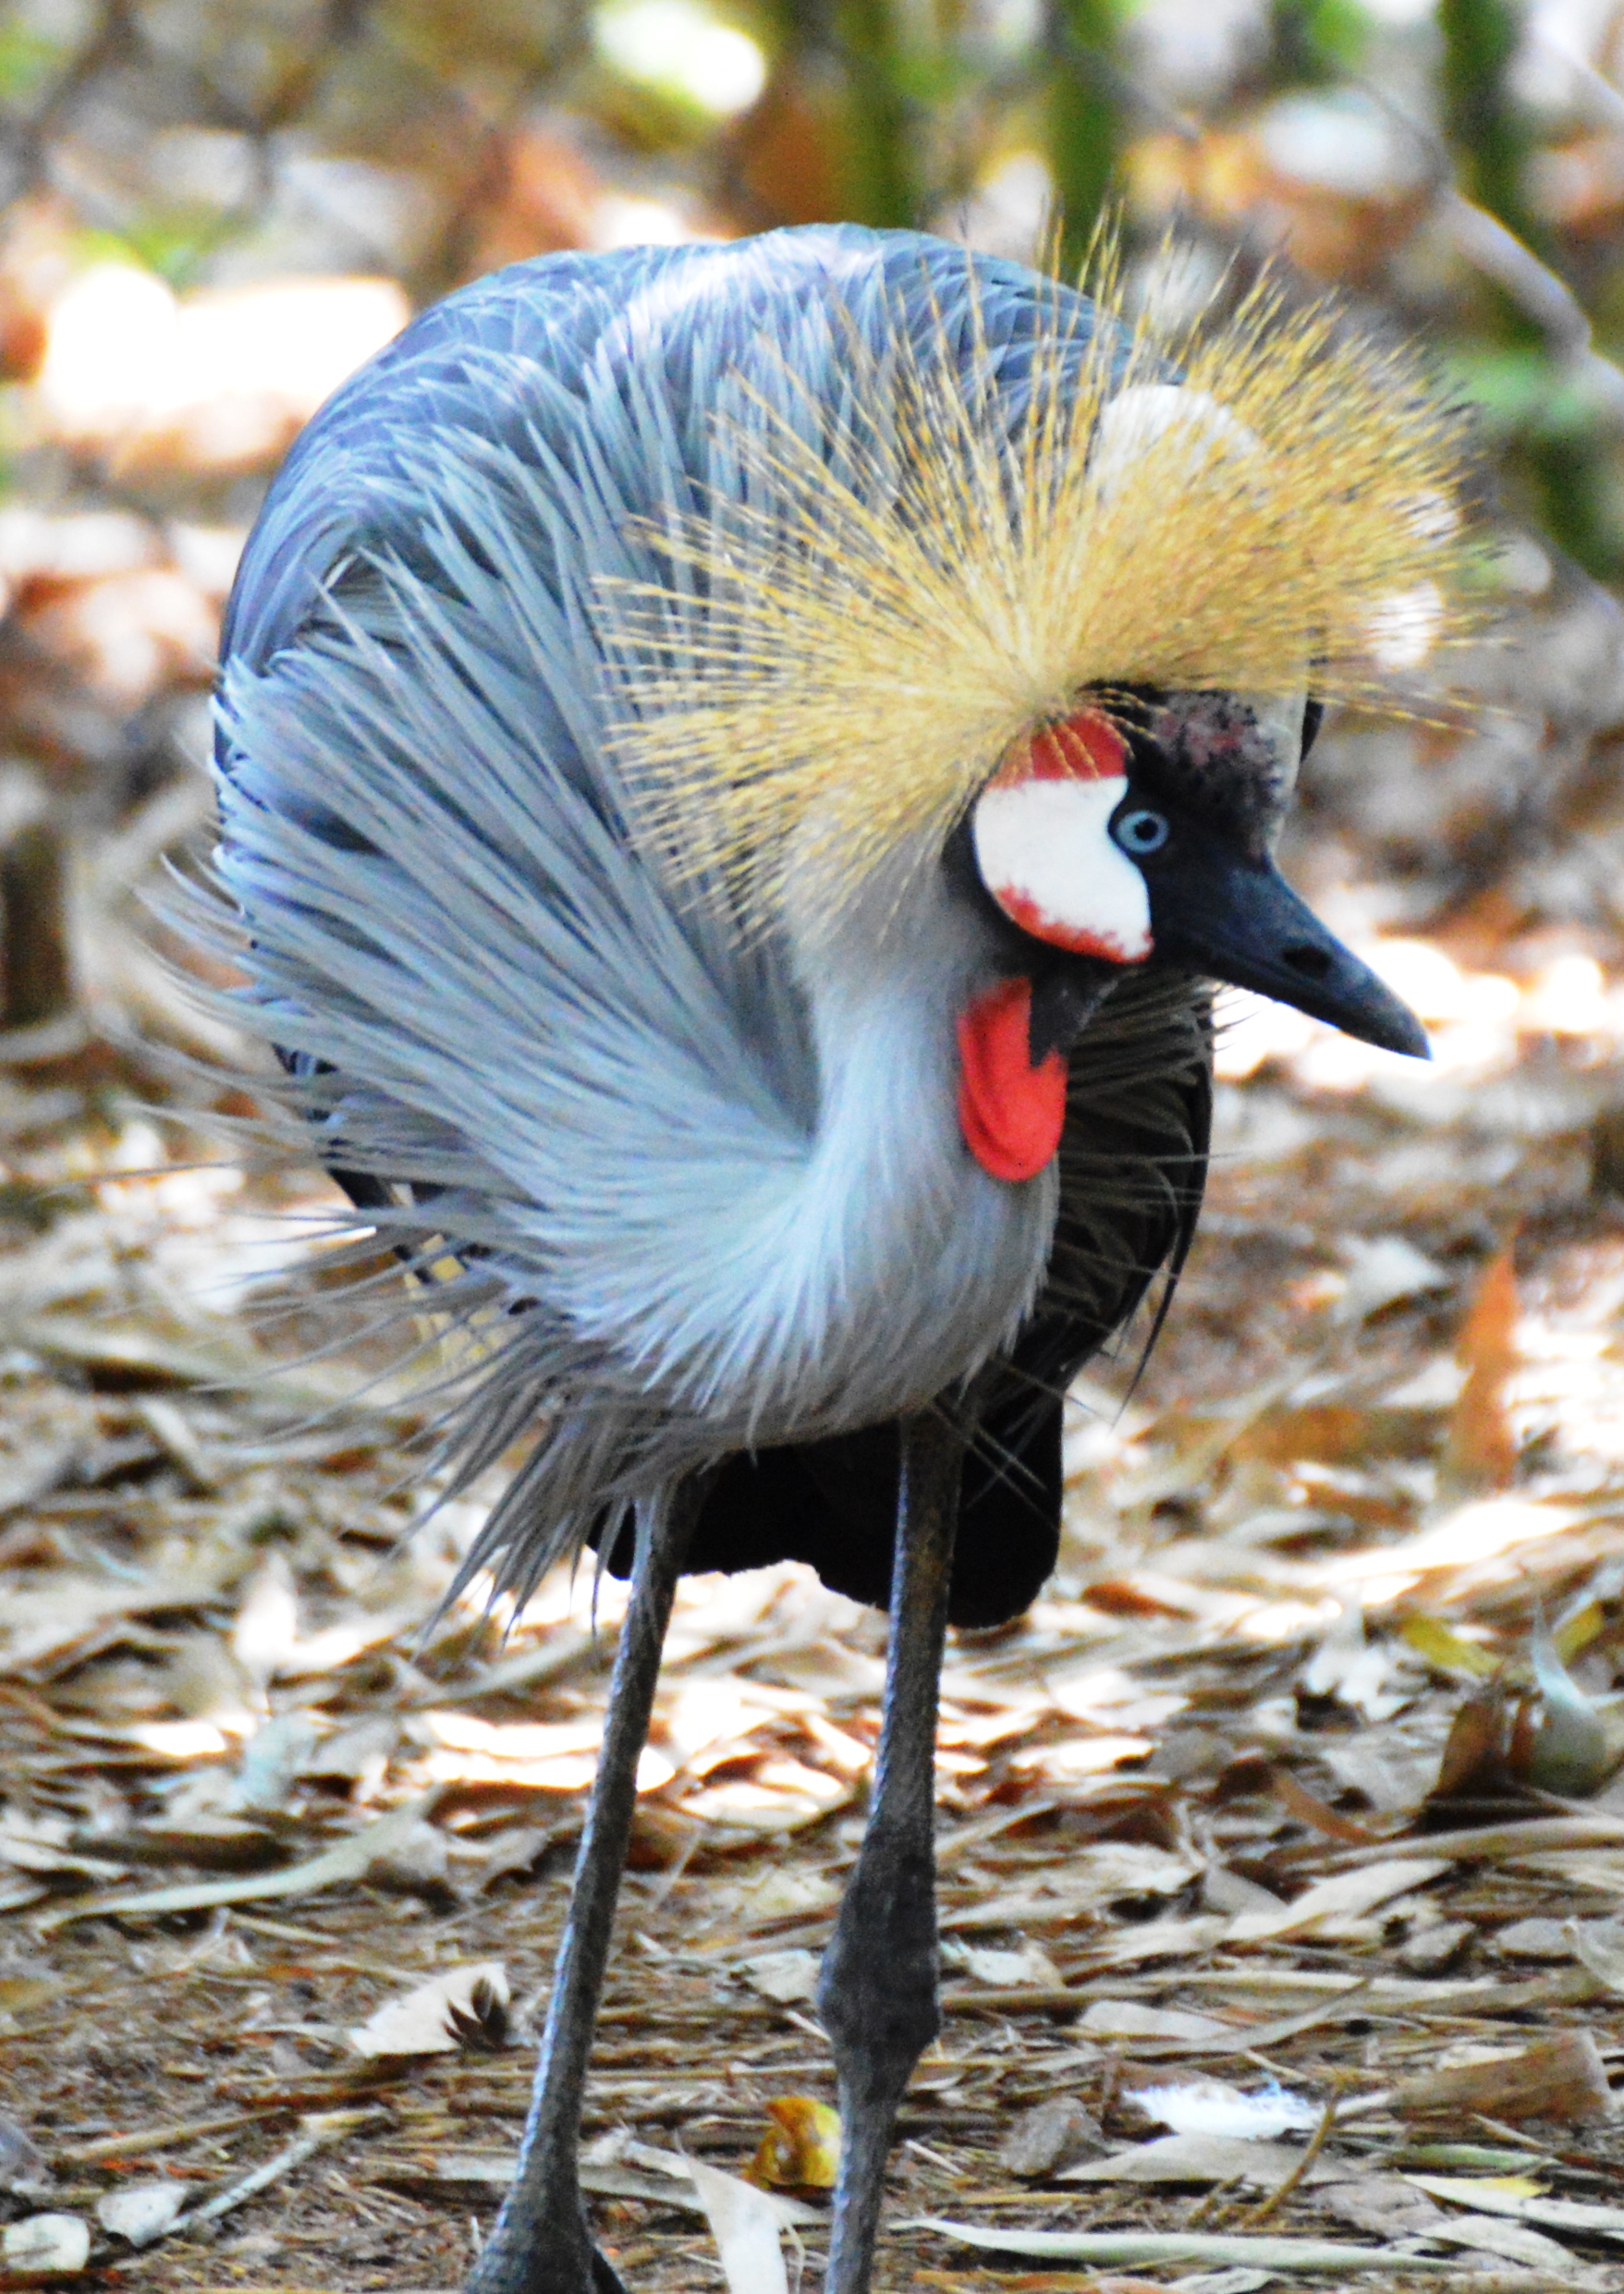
[467,1483,698,2294]
[818,1405,967,2294]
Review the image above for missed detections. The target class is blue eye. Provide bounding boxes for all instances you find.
[1114,807,1170,857]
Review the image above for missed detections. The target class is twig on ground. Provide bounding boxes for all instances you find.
[1237,2098,1337,2227]
[123,2108,385,2260]
[53,2105,293,2166]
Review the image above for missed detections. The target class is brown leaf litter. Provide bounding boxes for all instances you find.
[8,638,1624,2284]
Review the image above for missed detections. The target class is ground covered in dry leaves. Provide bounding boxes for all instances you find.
[7,597,1624,2292]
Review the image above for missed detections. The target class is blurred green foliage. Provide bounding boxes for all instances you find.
[0,20,62,105]
[1439,0,1535,241]
[1266,0,1374,84]
[833,0,922,226]
[1049,0,1122,275]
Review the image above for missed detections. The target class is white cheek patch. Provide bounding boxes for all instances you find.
[971,775,1153,962]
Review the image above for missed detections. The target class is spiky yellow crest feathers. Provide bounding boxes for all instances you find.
[597,246,1474,921]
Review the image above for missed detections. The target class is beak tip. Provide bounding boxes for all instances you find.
[1349,1004,1429,1061]
[1373,1020,1429,1061]
[1383,1006,1431,1062]
[1296,970,1431,1061]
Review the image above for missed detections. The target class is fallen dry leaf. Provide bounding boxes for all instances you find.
[94,2179,187,2246]
[1393,2030,1614,2125]
[740,1947,819,2005]
[1443,1247,1521,1492]
[912,2279,1169,2294]
[1059,2132,1334,2188]
[38,1794,448,1928]
[999,2096,1107,2176]
[910,2220,1454,2269]
[1,2213,90,2272]
[950,1939,1066,1986]
[349,1960,509,2058]
[747,2095,840,2190]
[1076,2000,1235,2044]
[1405,2172,1624,2245]
[689,2157,790,2294]
[1226,1858,1449,1942]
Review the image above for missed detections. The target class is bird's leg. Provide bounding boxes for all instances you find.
[818,1405,967,2294]
[466,1484,697,2294]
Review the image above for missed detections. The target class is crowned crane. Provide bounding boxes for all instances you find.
[199,224,1463,2294]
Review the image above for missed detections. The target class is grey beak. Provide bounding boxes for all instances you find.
[1147,850,1429,1058]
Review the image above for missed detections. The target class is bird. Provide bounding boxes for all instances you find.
[193,223,1465,2294]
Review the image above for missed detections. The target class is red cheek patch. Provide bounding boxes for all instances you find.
[957,976,1067,1185]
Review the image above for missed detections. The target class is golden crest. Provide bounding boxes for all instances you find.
[598,238,1475,924]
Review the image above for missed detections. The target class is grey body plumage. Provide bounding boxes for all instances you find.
[208,226,1201,1610]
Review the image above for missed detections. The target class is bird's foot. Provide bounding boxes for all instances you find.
[465,2203,628,2293]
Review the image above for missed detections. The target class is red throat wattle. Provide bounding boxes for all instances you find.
[957,976,1067,1184]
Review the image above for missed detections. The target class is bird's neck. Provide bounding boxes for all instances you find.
[758,862,1057,1436]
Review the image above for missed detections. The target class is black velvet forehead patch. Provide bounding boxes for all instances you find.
[1127,689,1296,850]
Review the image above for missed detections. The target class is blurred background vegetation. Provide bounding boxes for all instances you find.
[0,0,1623,1070]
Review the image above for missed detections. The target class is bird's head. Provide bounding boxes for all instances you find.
[602,239,1472,1179]
[966,682,1425,1062]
